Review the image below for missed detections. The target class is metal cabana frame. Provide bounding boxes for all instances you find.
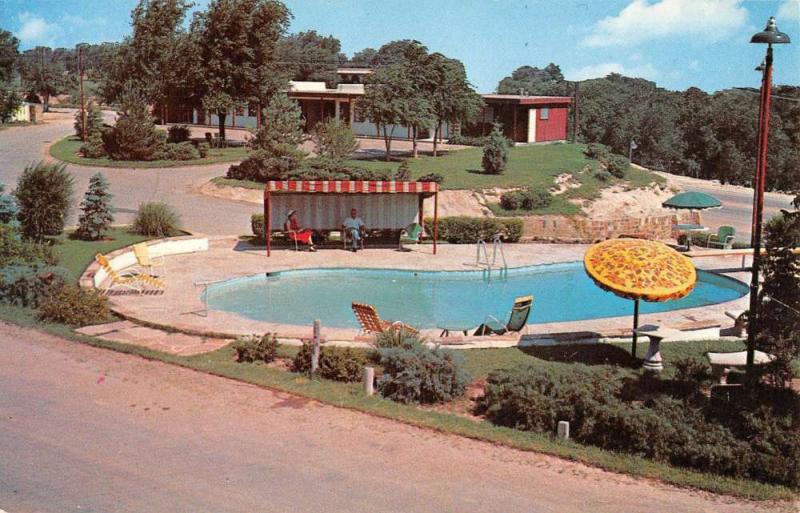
[263,180,439,256]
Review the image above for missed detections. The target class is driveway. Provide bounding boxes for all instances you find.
[0,323,789,513]
[658,172,795,243]
[0,112,257,235]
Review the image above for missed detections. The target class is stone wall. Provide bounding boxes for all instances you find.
[520,211,700,242]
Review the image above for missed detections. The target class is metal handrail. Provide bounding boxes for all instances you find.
[492,233,508,271]
[476,240,492,271]
[476,233,508,273]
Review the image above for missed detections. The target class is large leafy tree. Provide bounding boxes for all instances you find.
[425,53,482,156]
[278,30,344,86]
[103,0,197,112]
[497,64,566,96]
[0,29,19,83]
[348,47,378,67]
[193,0,291,141]
[17,47,75,111]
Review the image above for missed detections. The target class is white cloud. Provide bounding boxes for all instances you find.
[568,62,659,81]
[17,12,63,47]
[688,59,701,70]
[583,0,748,47]
[777,1,800,22]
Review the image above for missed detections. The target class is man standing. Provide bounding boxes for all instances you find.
[342,208,366,252]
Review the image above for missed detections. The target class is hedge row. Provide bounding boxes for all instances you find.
[252,214,523,244]
[479,363,800,487]
[423,216,523,243]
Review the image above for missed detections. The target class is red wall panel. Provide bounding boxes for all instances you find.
[536,105,569,142]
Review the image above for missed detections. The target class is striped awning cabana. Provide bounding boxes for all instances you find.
[263,180,440,256]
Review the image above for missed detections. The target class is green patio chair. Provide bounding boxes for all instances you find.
[474,295,534,336]
[706,226,736,249]
[398,222,423,251]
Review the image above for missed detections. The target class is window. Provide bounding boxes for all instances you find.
[539,107,549,120]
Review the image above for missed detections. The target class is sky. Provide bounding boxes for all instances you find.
[1,0,798,93]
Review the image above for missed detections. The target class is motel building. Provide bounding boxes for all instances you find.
[160,68,571,144]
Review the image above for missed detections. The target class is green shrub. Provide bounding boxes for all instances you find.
[449,134,512,147]
[131,202,181,237]
[227,145,306,182]
[80,131,107,158]
[479,364,800,487]
[0,183,19,227]
[292,343,368,382]
[0,224,56,267]
[673,357,713,387]
[584,143,611,161]
[167,124,191,143]
[76,172,114,241]
[606,154,630,178]
[524,187,552,209]
[155,142,199,161]
[233,333,279,363]
[102,88,166,161]
[14,161,74,241]
[500,190,525,210]
[377,340,471,404]
[251,214,265,240]
[482,125,508,175]
[313,119,358,161]
[479,364,624,432]
[594,169,612,182]
[198,142,210,158]
[417,172,444,184]
[0,265,68,307]
[423,216,523,243]
[394,161,411,181]
[374,328,422,349]
[36,283,110,326]
[73,101,104,140]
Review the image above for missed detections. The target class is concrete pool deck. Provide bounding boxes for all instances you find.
[97,238,751,347]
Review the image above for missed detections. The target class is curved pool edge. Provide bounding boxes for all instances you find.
[105,242,751,349]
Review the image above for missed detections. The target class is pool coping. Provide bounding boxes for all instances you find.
[86,239,752,348]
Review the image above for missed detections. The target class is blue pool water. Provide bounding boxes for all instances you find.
[204,262,748,329]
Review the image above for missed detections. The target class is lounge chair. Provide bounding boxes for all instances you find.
[133,243,166,276]
[706,225,736,249]
[95,253,165,295]
[398,223,423,251]
[474,295,533,336]
[351,302,418,335]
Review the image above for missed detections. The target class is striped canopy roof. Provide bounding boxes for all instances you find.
[266,180,439,195]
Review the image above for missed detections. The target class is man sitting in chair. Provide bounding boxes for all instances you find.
[342,208,366,252]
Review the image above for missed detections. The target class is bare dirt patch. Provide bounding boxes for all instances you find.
[581,183,675,220]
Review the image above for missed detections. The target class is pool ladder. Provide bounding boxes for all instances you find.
[476,233,508,276]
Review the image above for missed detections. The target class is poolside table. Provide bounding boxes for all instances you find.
[438,324,475,337]
[675,224,708,250]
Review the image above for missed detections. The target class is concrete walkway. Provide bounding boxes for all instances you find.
[100,240,750,344]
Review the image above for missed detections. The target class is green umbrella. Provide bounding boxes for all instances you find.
[662,191,722,210]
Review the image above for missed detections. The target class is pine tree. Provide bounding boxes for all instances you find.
[0,183,19,228]
[77,172,114,240]
[74,100,104,140]
[482,124,508,175]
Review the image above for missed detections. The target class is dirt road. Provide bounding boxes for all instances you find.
[0,323,791,513]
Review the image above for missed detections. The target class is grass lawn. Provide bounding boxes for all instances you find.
[52,227,151,281]
[50,136,248,168]
[346,143,665,194]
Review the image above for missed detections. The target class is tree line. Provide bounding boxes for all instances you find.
[497,64,800,192]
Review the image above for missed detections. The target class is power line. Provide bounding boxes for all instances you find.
[731,87,800,103]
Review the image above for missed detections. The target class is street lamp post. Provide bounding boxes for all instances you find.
[746,17,791,377]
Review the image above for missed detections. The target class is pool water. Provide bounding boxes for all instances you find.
[204,262,748,329]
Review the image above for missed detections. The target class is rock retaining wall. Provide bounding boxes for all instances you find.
[521,211,700,242]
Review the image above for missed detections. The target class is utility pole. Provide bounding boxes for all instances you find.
[572,81,579,143]
[78,45,86,142]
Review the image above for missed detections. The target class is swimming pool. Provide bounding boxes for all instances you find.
[203,262,748,329]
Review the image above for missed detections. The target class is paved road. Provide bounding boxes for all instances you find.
[1,323,788,513]
[658,172,796,243]
[0,111,256,235]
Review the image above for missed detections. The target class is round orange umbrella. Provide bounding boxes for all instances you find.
[584,238,697,357]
